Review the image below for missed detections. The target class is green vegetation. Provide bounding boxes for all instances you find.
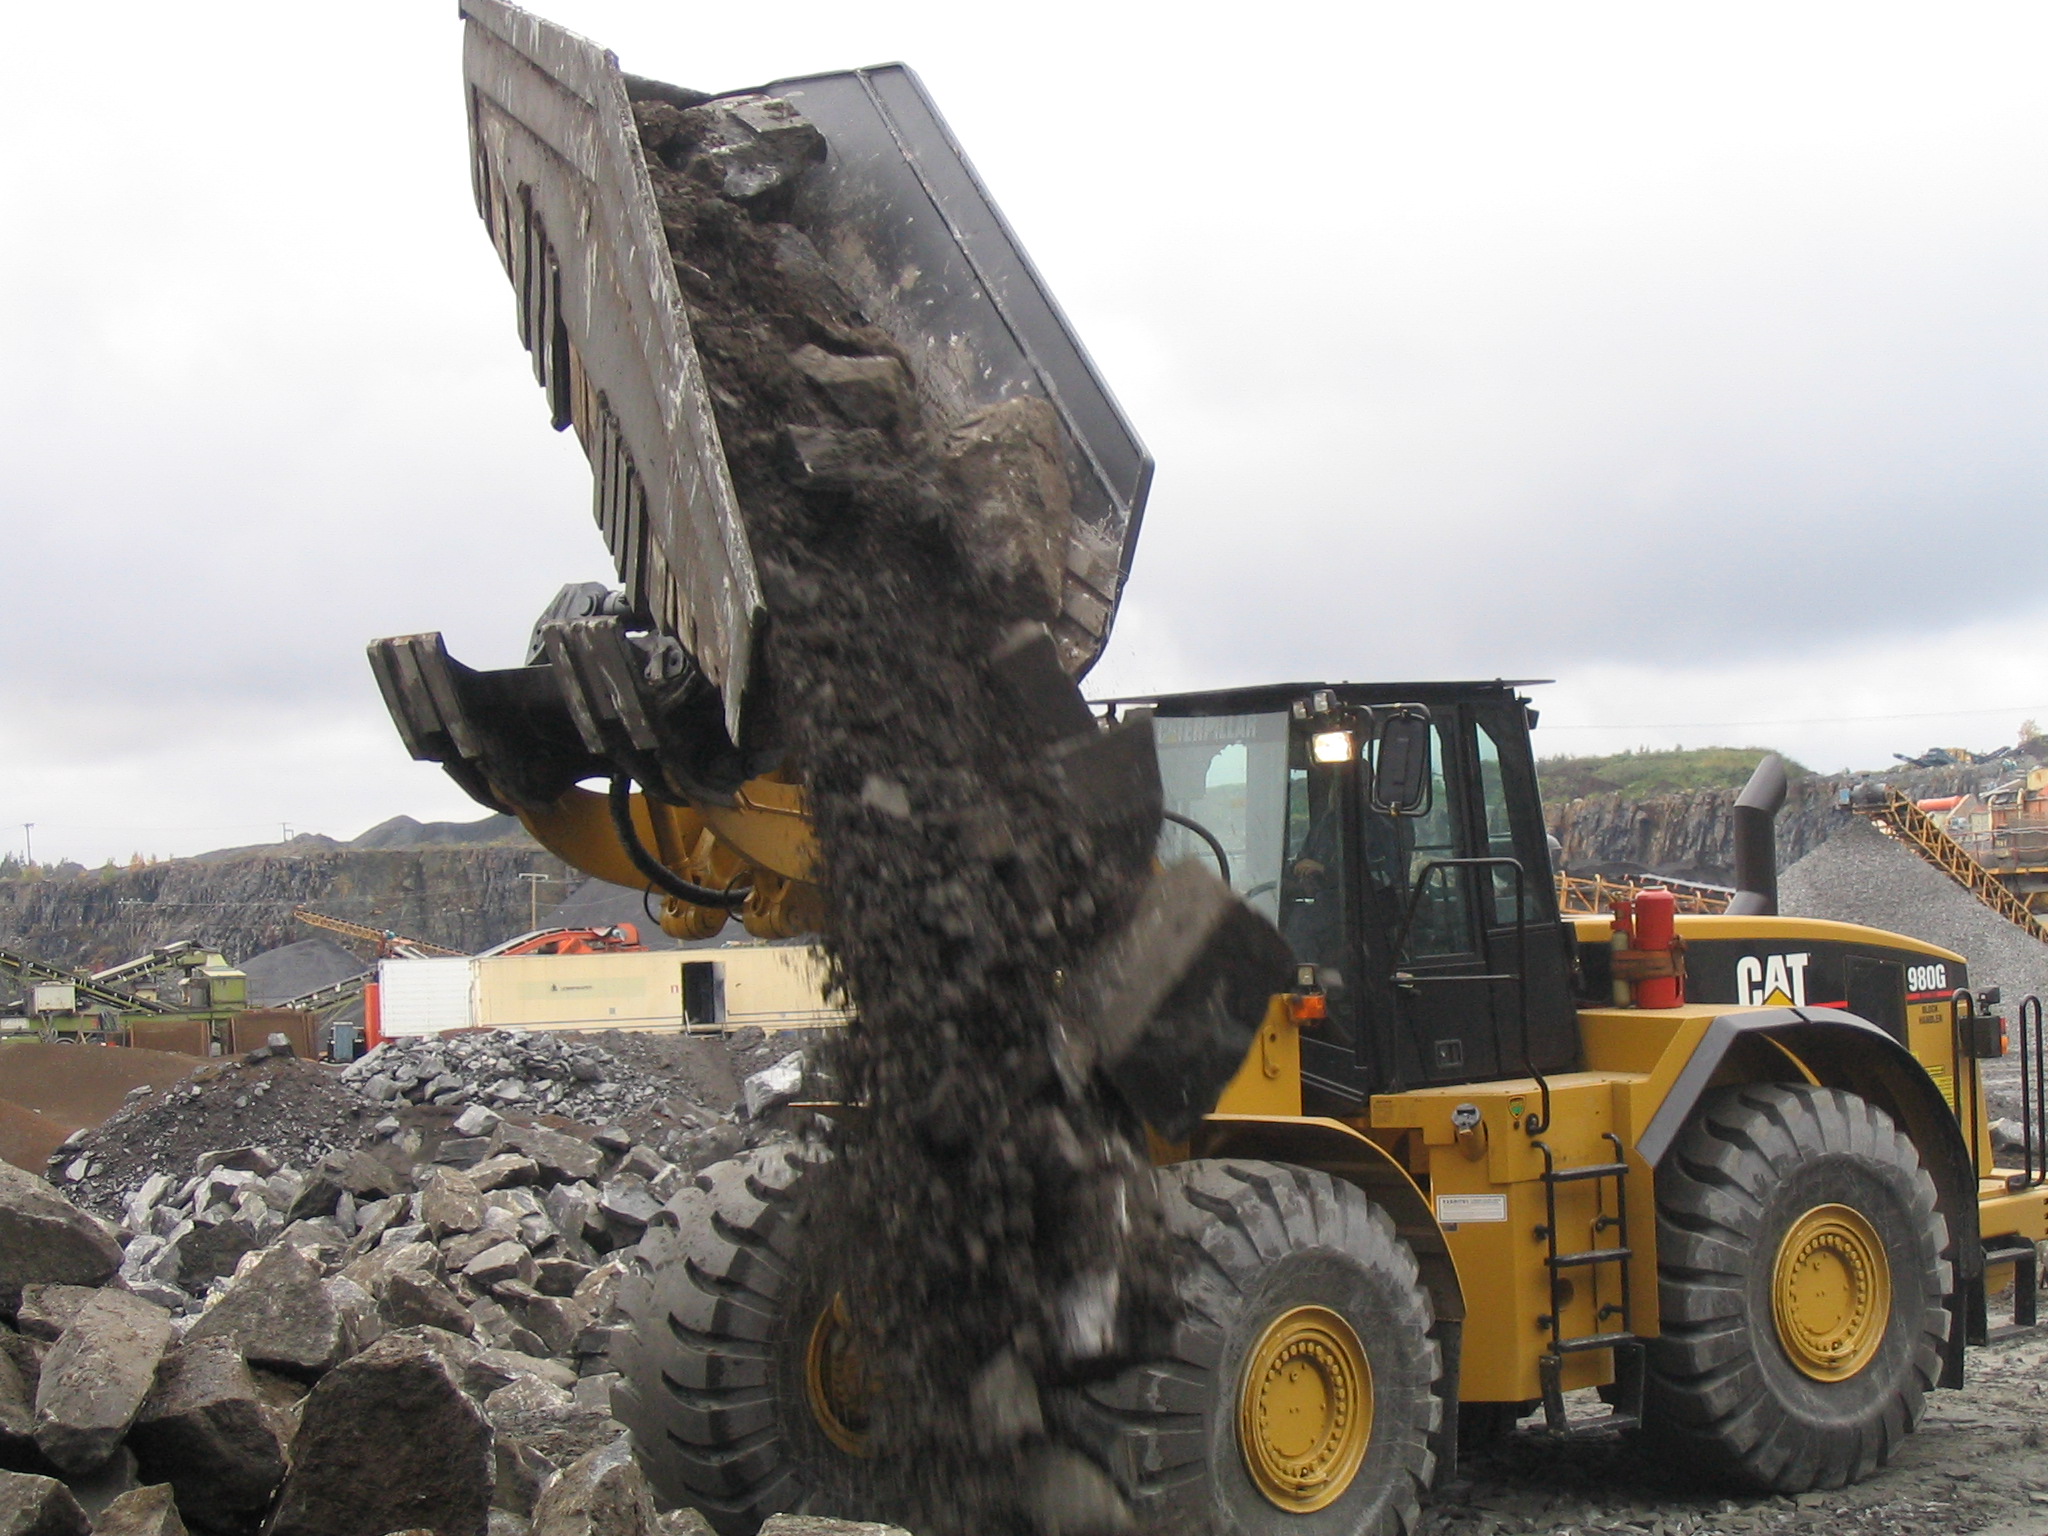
[1537,747,1808,802]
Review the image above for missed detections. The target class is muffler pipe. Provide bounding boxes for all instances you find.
[1727,753,1788,916]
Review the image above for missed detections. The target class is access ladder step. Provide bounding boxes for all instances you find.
[1550,1331,1638,1355]
[1543,1161,1630,1185]
[1550,1246,1633,1270]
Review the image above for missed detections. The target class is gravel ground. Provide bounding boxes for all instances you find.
[1427,1324,2048,1536]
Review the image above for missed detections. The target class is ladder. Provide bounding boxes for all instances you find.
[1851,788,2048,944]
[1530,1131,1645,1435]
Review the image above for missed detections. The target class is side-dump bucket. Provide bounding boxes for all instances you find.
[458,0,1152,747]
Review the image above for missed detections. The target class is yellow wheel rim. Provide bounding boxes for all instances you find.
[803,1293,872,1455]
[1238,1306,1373,1512]
[1771,1204,1892,1382]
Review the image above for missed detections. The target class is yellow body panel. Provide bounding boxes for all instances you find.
[1212,999,1304,1118]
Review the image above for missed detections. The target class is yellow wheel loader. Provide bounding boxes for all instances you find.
[373,5,2048,1531]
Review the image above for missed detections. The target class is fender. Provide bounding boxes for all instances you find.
[1635,1005,1978,1388]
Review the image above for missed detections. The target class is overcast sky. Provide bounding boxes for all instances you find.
[4,2,2045,866]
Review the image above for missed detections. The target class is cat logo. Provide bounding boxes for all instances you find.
[1736,952,1812,1007]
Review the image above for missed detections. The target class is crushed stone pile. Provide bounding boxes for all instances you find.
[237,939,368,1007]
[629,84,1170,1531]
[1,1100,903,1535]
[45,1029,816,1227]
[1781,817,2048,1122]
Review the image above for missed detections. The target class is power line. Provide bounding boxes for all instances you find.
[1540,703,2048,733]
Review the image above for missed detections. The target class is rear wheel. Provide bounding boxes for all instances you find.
[1645,1083,1951,1491]
[1063,1159,1441,1535]
[613,1144,864,1533]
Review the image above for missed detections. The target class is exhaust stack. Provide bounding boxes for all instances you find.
[1727,753,1789,916]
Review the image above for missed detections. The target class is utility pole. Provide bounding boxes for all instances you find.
[519,872,549,932]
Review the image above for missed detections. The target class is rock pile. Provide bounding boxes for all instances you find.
[2,1101,896,1535]
[42,1029,819,1229]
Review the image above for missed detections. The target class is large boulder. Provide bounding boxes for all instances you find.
[0,1340,34,1468]
[266,1330,492,1536]
[493,1126,601,1186]
[183,1246,346,1380]
[127,1340,287,1532]
[30,1290,172,1476]
[82,1483,186,1536]
[0,1165,120,1312]
[526,1437,657,1536]
[0,1470,89,1536]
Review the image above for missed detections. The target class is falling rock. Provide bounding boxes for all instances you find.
[757,1520,913,1536]
[741,1054,805,1120]
[30,1289,172,1476]
[656,1510,714,1535]
[128,1339,287,1534]
[267,1331,492,1536]
[526,1437,656,1536]
[1019,1448,1132,1536]
[0,1470,89,1536]
[789,346,911,432]
[82,1482,187,1536]
[12,1287,95,1346]
[0,1164,121,1311]
[183,1245,346,1380]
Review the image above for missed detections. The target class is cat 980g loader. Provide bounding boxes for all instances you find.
[370,5,2048,1531]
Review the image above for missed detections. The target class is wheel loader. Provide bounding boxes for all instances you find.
[371,4,2048,1531]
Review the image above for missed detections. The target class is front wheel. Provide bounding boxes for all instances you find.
[612,1143,866,1533]
[1645,1083,1951,1492]
[1063,1159,1441,1535]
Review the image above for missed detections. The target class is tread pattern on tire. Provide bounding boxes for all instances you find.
[613,1142,823,1532]
[1648,1083,1952,1493]
[1063,1158,1442,1536]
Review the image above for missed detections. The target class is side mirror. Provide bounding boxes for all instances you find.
[1371,708,1433,815]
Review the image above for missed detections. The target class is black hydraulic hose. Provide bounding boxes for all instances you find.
[1164,810,1232,887]
[607,775,751,909]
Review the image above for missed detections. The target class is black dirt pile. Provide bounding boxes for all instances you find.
[53,1056,369,1219]
[631,93,1171,1529]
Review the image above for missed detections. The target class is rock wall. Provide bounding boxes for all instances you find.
[0,846,576,976]
[1546,763,1995,884]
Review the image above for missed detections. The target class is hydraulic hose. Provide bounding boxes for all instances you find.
[607,775,752,910]
[1164,810,1232,887]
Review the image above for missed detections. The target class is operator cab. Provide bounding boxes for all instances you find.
[1125,680,1578,1116]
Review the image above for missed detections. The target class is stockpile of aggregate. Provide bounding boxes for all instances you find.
[629,86,1170,1530]
[1780,817,2048,1120]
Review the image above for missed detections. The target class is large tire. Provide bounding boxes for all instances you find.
[1646,1083,1951,1492]
[1064,1159,1441,1536]
[613,1143,860,1534]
